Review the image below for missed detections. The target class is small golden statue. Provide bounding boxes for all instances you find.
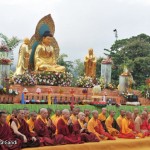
[34,31,65,72]
[14,38,30,75]
[84,48,96,78]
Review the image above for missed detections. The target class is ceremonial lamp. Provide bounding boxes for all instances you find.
[22,88,28,104]
[47,88,52,105]
[70,89,75,110]
[59,86,64,103]
[82,88,88,100]
[36,87,41,104]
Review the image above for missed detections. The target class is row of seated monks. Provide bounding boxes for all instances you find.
[0,107,150,150]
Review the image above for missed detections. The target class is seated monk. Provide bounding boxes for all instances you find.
[57,109,82,144]
[34,108,64,146]
[27,112,37,135]
[6,109,17,125]
[0,111,22,150]
[117,109,126,128]
[10,109,40,148]
[118,111,137,139]
[84,109,91,123]
[135,111,150,136]
[70,108,78,124]
[34,31,65,72]
[105,110,120,136]
[132,108,139,121]
[98,108,108,132]
[24,107,30,122]
[51,109,61,127]
[87,110,116,141]
[73,112,99,142]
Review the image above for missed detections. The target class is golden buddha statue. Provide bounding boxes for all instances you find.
[14,38,30,75]
[84,48,96,78]
[34,31,65,72]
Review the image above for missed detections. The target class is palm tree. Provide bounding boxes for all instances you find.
[0,33,21,50]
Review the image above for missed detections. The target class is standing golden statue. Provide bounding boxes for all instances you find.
[14,38,30,75]
[34,31,65,72]
[84,48,97,78]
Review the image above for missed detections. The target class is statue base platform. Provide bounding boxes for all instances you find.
[0,85,125,104]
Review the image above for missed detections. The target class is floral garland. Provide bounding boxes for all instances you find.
[13,72,37,86]
[0,45,10,52]
[36,72,73,86]
[76,76,100,88]
[0,58,12,65]
[13,72,73,86]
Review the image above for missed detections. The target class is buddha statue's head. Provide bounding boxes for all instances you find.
[24,38,30,45]
[88,48,93,55]
[42,31,53,46]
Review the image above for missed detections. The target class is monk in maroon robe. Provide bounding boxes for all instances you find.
[73,112,99,142]
[34,108,64,146]
[10,109,40,148]
[57,109,82,144]
[0,111,22,150]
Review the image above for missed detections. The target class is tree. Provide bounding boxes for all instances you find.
[57,53,74,73]
[0,33,21,50]
[73,59,84,77]
[104,33,150,88]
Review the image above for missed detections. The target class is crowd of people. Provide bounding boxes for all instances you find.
[0,106,150,150]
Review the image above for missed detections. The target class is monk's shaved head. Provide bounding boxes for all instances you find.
[40,108,48,119]
[101,108,107,115]
[62,109,70,114]
[40,108,47,114]
[78,112,85,121]
[92,110,98,119]
[141,111,148,119]
[62,109,70,120]
[78,112,85,116]
[30,111,37,121]
[143,107,149,113]
[30,111,37,116]
[0,111,7,124]
[126,111,132,119]
[120,109,126,117]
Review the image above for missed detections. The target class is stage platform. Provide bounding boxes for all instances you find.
[24,137,150,150]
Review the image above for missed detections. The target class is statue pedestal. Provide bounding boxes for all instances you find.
[119,75,129,94]
[101,63,112,86]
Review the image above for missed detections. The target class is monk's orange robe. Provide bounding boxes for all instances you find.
[6,114,11,125]
[87,117,115,140]
[105,116,119,136]
[118,118,135,139]
[98,113,106,121]
[70,114,77,124]
[117,115,124,129]
[24,117,29,122]
[51,114,56,120]
[27,118,35,133]
[85,116,90,123]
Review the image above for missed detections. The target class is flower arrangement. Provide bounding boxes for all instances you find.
[36,72,73,86]
[76,76,100,88]
[13,72,36,86]
[0,45,10,52]
[0,58,12,65]
[13,71,73,86]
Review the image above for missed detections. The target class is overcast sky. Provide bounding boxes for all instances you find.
[0,0,150,65]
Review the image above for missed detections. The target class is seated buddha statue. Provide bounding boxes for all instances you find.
[84,48,96,78]
[34,31,65,72]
